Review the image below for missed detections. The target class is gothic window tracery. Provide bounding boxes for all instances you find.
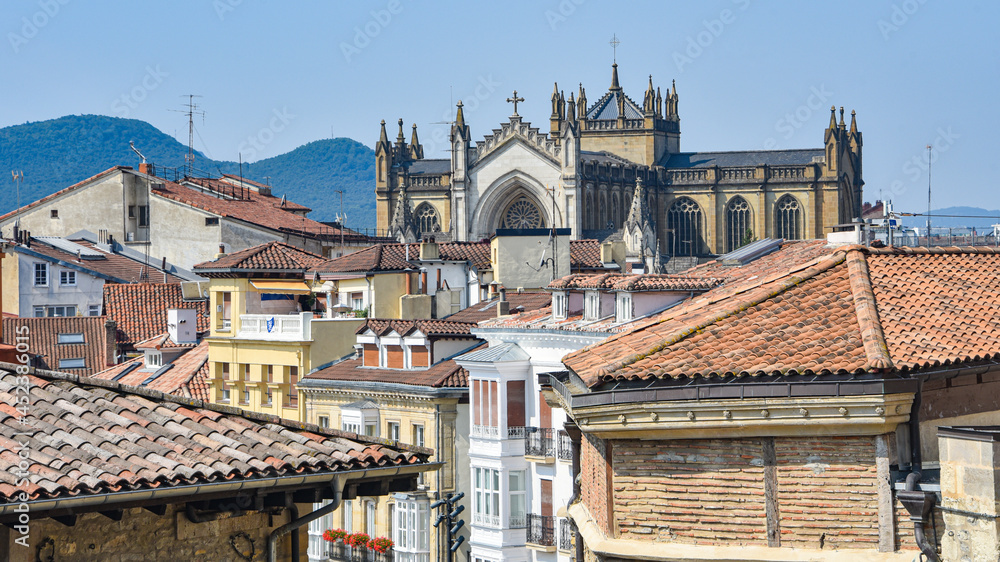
[415,203,440,233]
[501,196,544,229]
[775,195,802,240]
[611,192,621,229]
[666,197,704,256]
[725,196,753,252]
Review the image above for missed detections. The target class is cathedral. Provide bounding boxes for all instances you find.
[375,63,863,266]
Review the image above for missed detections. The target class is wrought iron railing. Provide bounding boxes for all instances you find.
[526,513,555,547]
[558,517,575,551]
[525,427,555,458]
[327,543,394,562]
[557,430,573,461]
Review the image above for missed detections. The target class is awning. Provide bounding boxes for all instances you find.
[250,280,311,294]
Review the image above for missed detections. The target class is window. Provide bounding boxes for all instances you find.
[241,363,250,381]
[776,195,802,240]
[264,387,273,406]
[473,467,501,527]
[318,416,330,429]
[222,363,230,380]
[205,217,219,226]
[343,499,353,533]
[552,291,568,320]
[666,197,704,256]
[501,196,543,229]
[44,305,75,317]
[584,290,601,321]
[50,209,59,219]
[266,365,274,383]
[221,384,231,403]
[58,358,85,369]
[350,292,364,311]
[285,366,298,407]
[59,270,76,286]
[365,501,376,535]
[472,380,500,436]
[32,306,44,318]
[241,388,250,405]
[34,263,48,286]
[365,421,377,437]
[218,292,232,330]
[146,352,162,367]
[88,304,101,316]
[412,424,425,447]
[388,421,400,441]
[128,205,136,219]
[342,420,362,434]
[725,196,753,252]
[57,333,84,344]
[138,205,150,227]
[394,500,430,562]
[509,470,527,528]
[415,203,440,233]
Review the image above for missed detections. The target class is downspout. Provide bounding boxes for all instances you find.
[564,420,584,562]
[897,379,939,561]
[267,475,345,562]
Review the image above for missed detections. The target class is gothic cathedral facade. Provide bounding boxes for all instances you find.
[375,63,863,262]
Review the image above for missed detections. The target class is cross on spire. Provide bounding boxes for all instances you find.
[610,34,620,63]
[506,90,525,116]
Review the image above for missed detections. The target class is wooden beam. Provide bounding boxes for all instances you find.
[143,505,167,516]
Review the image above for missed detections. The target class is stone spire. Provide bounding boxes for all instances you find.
[389,184,418,244]
[566,92,577,124]
[643,75,655,115]
[625,176,651,230]
[408,123,423,159]
[578,84,587,120]
[849,109,858,135]
[610,63,621,91]
[378,119,388,145]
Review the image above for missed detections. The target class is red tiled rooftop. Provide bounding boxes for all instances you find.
[0,366,430,503]
[103,283,209,347]
[570,239,604,270]
[14,237,186,284]
[1,316,115,376]
[194,241,326,272]
[565,245,1000,388]
[359,318,477,338]
[92,340,210,399]
[304,350,478,389]
[444,292,553,324]
[548,272,722,291]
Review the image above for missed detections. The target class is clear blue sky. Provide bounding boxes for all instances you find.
[4,0,998,214]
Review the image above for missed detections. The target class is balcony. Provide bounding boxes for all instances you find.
[508,513,527,529]
[472,512,501,527]
[236,312,312,341]
[524,427,555,461]
[526,513,555,550]
[326,543,393,562]
[471,424,499,439]
[558,517,576,552]
[557,430,573,461]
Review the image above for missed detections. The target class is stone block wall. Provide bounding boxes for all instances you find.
[1,504,299,562]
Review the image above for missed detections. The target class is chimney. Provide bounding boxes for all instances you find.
[600,242,615,265]
[104,320,117,366]
[497,286,509,317]
[419,236,439,260]
[139,162,153,176]
[216,244,226,258]
[167,309,198,345]
[420,271,428,295]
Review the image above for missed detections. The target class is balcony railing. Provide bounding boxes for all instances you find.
[473,512,501,527]
[471,424,499,439]
[327,543,394,562]
[237,312,312,340]
[507,426,525,439]
[557,430,573,461]
[558,517,575,551]
[525,427,555,458]
[508,513,527,529]
[526,513,555,547]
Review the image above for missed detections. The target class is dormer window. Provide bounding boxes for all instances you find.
[616,292,634,323]
[584,290,601,321]
[552,290,568,320]
[146,351,162,368]
[341,400,379,437]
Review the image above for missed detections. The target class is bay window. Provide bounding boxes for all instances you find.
[394,499,429,562]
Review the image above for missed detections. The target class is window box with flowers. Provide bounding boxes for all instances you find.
[324,529,394,562]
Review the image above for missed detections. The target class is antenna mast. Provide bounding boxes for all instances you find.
[170,95,204,177]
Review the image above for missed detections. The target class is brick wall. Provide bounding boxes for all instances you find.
[2,504,298,562]
[611,438,768,545]
[774,435,879,549]
[581,432,613,535]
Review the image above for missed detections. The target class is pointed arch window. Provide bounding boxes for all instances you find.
[611,192,621,230]
[725,196,753,252]
[599,191,609,230]
[666,197,704,257]
[501,196,543,229]
[586,191,595,230]
[415,203,440,233]
[775,195,802,240]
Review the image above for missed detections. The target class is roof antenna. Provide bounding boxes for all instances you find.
[130,141,146,164]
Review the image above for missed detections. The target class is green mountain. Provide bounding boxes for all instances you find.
[0,115,377,229]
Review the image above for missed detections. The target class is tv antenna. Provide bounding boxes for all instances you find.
[170,95,204,177]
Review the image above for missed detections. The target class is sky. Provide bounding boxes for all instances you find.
[3,0,999,215]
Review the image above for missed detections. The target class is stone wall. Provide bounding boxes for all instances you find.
[1,503,301,562]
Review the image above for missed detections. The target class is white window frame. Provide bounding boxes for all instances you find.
[58,358,85,369]
[59,270,76,286]
[57,333,84,344]
[388,421,400,441]
[146,351,162,367]
[32,306,44,318]
[88,304,101,316]
[318,415,330,429]
[509,470,526,528]
[394,499,430,562]
[473,467,501,527]
[365,500,376,534]
[34,263,48,286]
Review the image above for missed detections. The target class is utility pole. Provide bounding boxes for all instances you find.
[431,492,465,562]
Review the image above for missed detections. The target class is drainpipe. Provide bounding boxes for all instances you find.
[267,476,345,562]
[898,472,938,561]
[563,420,584,562]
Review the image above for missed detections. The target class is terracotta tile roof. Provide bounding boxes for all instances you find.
[194,241,326,272]
[304,347,481,389]
[134,332,201,350]
[91,340,210,399]
[1,317,115,376]
[358,318,476,338]
[103,283,209,347]
[13,238,186,284]
[392,242,491,268]
[0,366,429,503]
[547,273,722,291]
[311,241,493,275]
[565,245,1000,388]
[444,292,552,323]
[570,239,604,269]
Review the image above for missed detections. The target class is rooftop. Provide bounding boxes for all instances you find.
[303,349,475,389]
[359,318,478,338]
[1,316,115,376]
[91,338,209,401]
[103,283,209,347]
[193,241,326,273]
[662,149,825,169]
